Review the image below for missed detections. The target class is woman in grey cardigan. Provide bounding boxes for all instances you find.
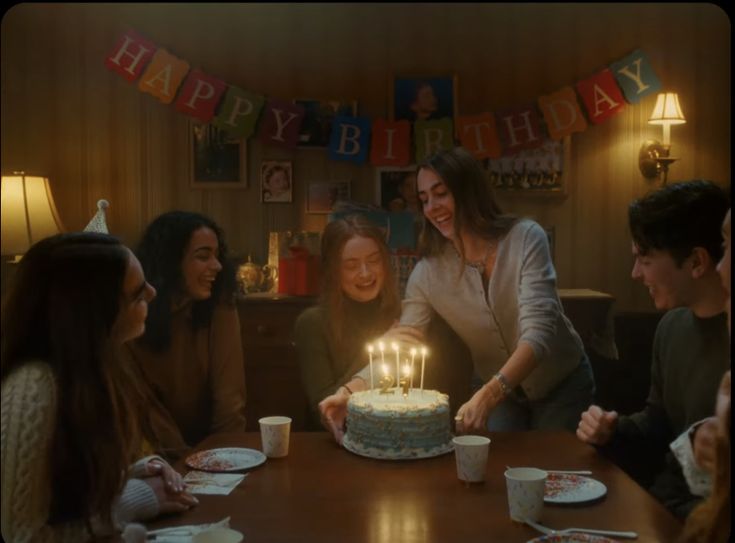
[400,146,594,433]
[319,146,594,441]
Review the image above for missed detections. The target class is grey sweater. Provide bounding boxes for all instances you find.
[399,219,585,400]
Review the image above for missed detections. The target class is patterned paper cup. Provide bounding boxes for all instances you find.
[452,435,491,483]
[504,467,548,522]
[259,416,292,458]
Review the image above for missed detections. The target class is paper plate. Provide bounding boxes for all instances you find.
[544,472,607,504]
[185,447,266,472]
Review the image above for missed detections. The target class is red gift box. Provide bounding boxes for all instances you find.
[277,246,321,296]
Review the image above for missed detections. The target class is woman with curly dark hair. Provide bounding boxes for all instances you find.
[1,232,197,542]
[128,211,246,452]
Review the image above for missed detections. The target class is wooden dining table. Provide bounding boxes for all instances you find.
[147,431,682,543]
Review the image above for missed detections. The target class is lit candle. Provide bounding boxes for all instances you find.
[391,342,400,386]
[420,346,427,393]
[410,348,416,389]
[378,341,385,367]
[367,344,374,390]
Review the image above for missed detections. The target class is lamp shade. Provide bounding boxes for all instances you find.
[1,173,64,256]
[648,93,686,125]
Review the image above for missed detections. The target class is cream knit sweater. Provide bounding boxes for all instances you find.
[1,361,160,543]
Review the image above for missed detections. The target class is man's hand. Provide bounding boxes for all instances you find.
[576,405,618,445]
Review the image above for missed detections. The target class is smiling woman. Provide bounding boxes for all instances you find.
[126,211,247,456]
[294,215,401,428]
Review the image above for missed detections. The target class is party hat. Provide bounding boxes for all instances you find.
[83,199,110,234]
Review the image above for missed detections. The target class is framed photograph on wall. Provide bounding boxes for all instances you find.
[260,161,293,203]
[294,99,358,148]
[487,136,570,196]
[306,181,351,214]
[375,166,420,213]
[190,123,247,189]
[391,75,458,122]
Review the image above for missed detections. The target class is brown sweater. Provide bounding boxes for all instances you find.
[129,302,247,449]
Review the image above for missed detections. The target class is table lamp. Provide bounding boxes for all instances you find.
[1,172,65,263]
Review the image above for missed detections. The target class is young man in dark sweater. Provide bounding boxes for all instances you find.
[576,180,730,519]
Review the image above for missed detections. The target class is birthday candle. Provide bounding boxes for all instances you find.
[410,348,416,389]
[420,346,427,392]
[367,344,374,390]
[392,342,400,386]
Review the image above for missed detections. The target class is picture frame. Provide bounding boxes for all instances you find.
[375,166,420,213]
[294,99,358,148]
[260,161,293,203]
[306,181,351,214]
[189,123,247,189]
[391,75,458,122]
[487,136,571,196]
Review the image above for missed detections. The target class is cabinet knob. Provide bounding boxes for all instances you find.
[256,324,269,335]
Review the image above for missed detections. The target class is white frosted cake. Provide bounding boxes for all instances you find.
[342,389,454,460]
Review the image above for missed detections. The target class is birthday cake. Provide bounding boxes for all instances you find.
[342,389,454,460]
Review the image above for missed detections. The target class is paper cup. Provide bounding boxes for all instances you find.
[504,467,548,522]
[452,435,491,483]
[192,528,244,543]
[259,415,292,458]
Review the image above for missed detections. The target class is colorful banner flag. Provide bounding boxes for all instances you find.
[174,69,227,123]
[576,68,626,124]
[456,113,501,159]
[610,49,661,104]
[104,30,157,82]
[414,118,454,162]
[258,99,305,149]
[212,87,265,138]
[496,106,543,155]
[328,116,372,164]
[369,119,411,166]
[138,49,189,104]
[538,86,588,141]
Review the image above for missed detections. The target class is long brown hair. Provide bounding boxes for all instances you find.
[319,215,401,353]
[417,146,517,260]
[1,233,145,527]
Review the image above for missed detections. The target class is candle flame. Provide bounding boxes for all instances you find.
[381,363,389,374]
[410,347,416,356]
[367,344,373,353]
[391,342,399,351]
[403,364,410,375]
[421,346,428,356]
[378,341,385,351]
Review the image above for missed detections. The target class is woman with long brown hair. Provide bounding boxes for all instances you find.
[1,232,197,542]
[295,215,401,435]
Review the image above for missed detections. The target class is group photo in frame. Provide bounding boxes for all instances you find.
[190,123,247,189]
[391,75,458,122]
[306,181,350,214]
[294,99,358,148]
[260,161,293,203]
[375,166,420,215]
[486,136,570,196]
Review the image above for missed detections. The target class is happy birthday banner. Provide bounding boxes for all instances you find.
[104,30,661,166]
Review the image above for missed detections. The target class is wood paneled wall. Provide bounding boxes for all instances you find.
[1,4,730,311]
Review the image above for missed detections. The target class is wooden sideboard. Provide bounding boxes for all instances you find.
[238,289,616,431]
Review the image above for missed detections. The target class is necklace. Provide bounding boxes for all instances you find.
[467,239,496,272]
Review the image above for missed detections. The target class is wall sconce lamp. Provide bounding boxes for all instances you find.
[1,172,65,263]
[639,92,686,185]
